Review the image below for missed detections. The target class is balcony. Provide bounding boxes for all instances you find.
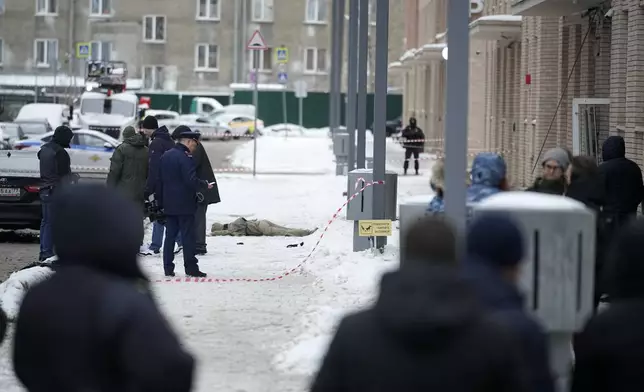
[470,15,522,41]
[511,0,604,16]
[414,43,447,64]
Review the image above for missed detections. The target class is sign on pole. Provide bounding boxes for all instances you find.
[275,46,289,63]
[76,43,91,59]
[358,220,392,236]
[294,80,308,98]
[247,29,267,178]
[247,30,268,50]
[277,72,288,84]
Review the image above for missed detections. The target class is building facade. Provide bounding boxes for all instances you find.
[0,0,404,93]
[395,0,642,188]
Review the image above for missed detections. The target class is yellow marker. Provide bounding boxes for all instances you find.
[89,154,100,162]
[358,220,392,237]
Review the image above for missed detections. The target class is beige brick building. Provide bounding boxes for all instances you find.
[0,0,405,93]
[395,0,644,188]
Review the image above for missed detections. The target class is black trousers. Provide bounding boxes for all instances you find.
[404,149,420,171]
[164,214,198,274]
[195,204,208,252]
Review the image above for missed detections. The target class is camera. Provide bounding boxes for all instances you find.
[145,195,166,225]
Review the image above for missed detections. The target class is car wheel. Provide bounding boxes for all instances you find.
[221,130,232,141]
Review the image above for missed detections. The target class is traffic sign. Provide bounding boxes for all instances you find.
[249,71,257,83]
[76,42,91,59]
[277,72,288,84]
[294,80,308,98]
[275,46,288,63]
[247,30,267,50]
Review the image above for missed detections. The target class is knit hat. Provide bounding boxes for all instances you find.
[467,213,524,267]
[541,147,570,171]
[141,115,158,130]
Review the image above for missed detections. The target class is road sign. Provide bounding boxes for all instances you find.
[294,80,308,98]
[275,46,289,63]
[247,30,268,50]
[277,72,288,84]
[358,220,392,237]
[76,42,91,59]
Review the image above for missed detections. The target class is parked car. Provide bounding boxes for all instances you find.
[144,109,180,122]
[210,113,265,138]
[370,116,403,137]
[13,129,120,152]
[0,123,28,147]
[0,152,43,230]
[163,114,240,141]
[12,118,53,138]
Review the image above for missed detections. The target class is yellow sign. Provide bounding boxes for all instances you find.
[275,46,288,63]
[76,42,91,59]
[358,220,392,237]
[89,154,101,162]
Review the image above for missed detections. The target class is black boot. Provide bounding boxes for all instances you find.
[186,270,207,278]
[414,160,419,175]
[403,160,409,175]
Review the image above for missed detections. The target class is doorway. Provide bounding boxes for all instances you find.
[571,98,610,164]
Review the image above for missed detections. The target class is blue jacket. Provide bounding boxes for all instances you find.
[462,259,554,392]
[145,126,175,196]
[158,144,207,216]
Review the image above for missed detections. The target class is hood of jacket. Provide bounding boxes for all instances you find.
[375,264,482,347]
[602,135,626,161]
[151,125,172,141]
[51,184,146,281]
[462,258,525,311]
[122,126,146,147]
[470,153,506,187]
[52,126,73,148]
[606,219,644,300]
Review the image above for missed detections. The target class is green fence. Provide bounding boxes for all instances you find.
[134,92,233,113]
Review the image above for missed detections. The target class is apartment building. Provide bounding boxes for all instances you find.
[0,0,405,93]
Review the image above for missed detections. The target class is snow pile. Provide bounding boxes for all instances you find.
[231,134,335,174]
[0,266,54,320]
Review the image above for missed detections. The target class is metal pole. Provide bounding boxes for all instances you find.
[282,89,288,138]
[346,0,359,171]
[329,0,339,133]
[356,0,369,169]
[335,0,345,129]
[372,0,388,250]
[252,53,258,177]
[444,0,470,233]
[298,97,303,127]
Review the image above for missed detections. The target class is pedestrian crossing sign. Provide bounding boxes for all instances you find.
[76,42,91,59]
[276,47,288,63]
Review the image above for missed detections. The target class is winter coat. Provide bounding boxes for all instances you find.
[401,126,425,150]
[37,127,73,189]
[311,264,530,392]
[526,177,567,195]
[571,219,644,392]
[13,184,194,392]
[145,126,175,197]
[192,141,220,205]
[158,143,208,216]
[106,130,148,204]
[466,152,506,203]
[598,136,644,217]
[462,260,554,392]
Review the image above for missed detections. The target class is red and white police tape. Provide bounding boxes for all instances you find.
[153,180,386,284]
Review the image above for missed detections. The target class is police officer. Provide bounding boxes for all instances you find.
[158,126,212,277]
[401,117,426,175]
[37,125,74,261]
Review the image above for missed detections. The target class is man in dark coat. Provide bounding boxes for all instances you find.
[400,117,425,175]
[139,114,159,146]
[311,217,529,392]
[37,125,74,261]
[463,213,554,392]
[173,128,220,255]
[141,123,181,255]
[572,219,644,392]
[13,184,194,392]
[158,126,212,277]
[107,126,148,206]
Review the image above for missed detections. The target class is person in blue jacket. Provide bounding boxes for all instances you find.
[140,117,182,256]
[158,126,212,277]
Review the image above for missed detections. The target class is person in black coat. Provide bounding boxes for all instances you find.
[172,128,220,255]
[400,117,425,175]
[13,184,194,392]
[158,126,212,277]
[463,213,554,392]
[571,219,644,392]
[37,125,74,261]
[311,217,529,392]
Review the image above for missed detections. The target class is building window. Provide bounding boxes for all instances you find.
[143,15,166,43]
[305,0,327,23]
[304,48,327,73]
[90,41,112,61]
[90,0,111,16]
[252,0,273,22]
[196,0,220,20]
[36,0,57,15]
[34,39,58,67]
[142,66,165,90]
[0,39,3,66]
[249,48,273,71]
[0,0,5,14]
[195,44,219,71]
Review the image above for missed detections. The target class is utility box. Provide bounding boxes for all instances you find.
[398,196,433,264]
[332,132,350,157]
[473,192,596,332]
[346,169,398,221]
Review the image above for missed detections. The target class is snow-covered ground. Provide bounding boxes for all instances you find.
[0,134,433,392]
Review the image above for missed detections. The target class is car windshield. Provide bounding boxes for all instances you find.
[81,98,135,117]
[207,111,227,122]
[1,124,20,138]
[16,122,47,135]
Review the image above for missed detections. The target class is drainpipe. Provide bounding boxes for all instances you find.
[233,0,240,83]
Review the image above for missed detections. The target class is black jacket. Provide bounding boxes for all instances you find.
[192,141,220,205]
[566,173,604,213]
[145,126,175,197]
[526,177,567,195]
[311,264,529,392]
[598,136,644,217]
[401,126,425,150]
[13,184,194,392]
[37,127,73,188]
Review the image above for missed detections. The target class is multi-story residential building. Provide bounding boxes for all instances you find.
[0,0,405,93]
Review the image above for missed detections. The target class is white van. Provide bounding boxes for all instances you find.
[15,103,71,130]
